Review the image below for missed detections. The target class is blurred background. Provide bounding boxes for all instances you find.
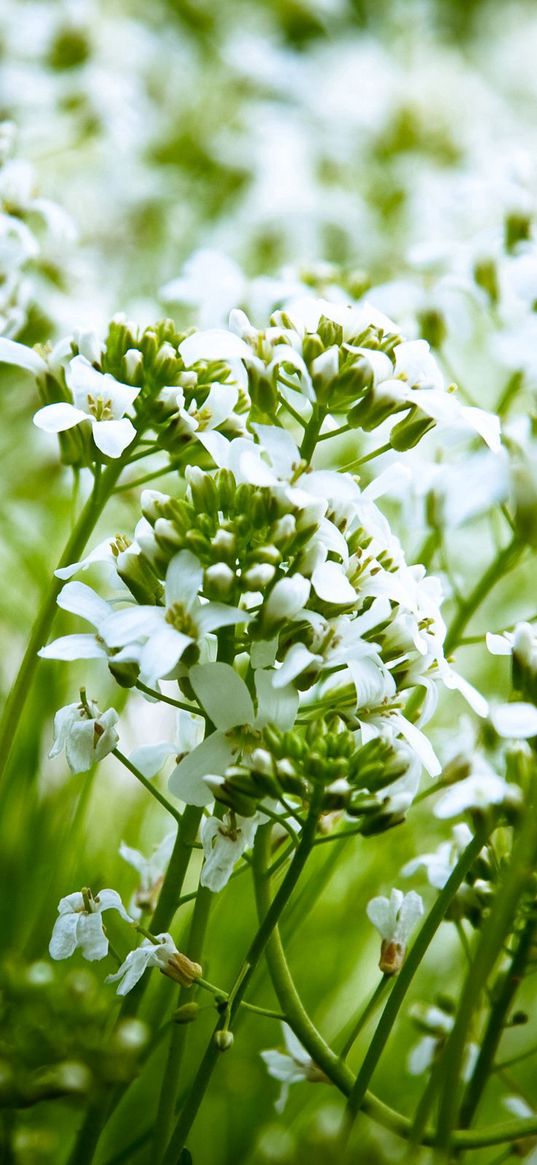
[2,0,537,1161]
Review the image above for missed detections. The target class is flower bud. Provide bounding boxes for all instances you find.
[214,1030,234,1052]
[205,562,235,600]
[261,575,310,632]
[173,1002,200,1024]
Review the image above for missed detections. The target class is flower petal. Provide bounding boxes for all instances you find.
[189,663,254,729]
[165,550,203,607]
[490,701,537,738]
[34,402,88,433]
[91,418,136,457]
[169,731,235,805]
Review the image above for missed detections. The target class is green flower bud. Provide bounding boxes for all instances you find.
[214,1030,234,1052]
[173,1003,200,1025]
[390,406,435,450]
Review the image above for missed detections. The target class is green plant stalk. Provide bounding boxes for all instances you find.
[444,536,523,654]
[152,885,213,1161]
[67,806,204,1165]
[459,906,537,1129]
[113,749,182,821]
[160,788,325,1164]
[342,823,489,1139]
[120,804,203,1019]
[253,827,537,1155]
[0,459,124,791]
[435,792,537,1153]
[339,976,390,1061]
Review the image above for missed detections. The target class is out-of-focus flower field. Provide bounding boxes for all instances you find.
[3,1,537,1163]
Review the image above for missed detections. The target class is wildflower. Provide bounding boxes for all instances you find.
[49,888,131,961]
[434,770,522,819]
[367,888,424,974]
[169,661,298,806]
[33,355,140,458]
[402,824,473,888]
[100,549,250,684]
[106,933,202,995]
[49,695,119,773]
[260,1024,327,1113]
[200,811,265,892]
[119,832,176,917]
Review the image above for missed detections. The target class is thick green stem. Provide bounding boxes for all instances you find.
[160,788,324,1163]
[444,537,523,654]
[0,460,123,791]
[342,824,489,1140]
[435,791,537,1153]
[152,885,213,1161]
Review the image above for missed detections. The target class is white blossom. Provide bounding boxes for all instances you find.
[49,888,131,962]
[100,549,250,684]
[105,933,201,995]
[34,356,140,458]
[260,1024,326,1113]
[49,697,119,773]
[200,811,264,892]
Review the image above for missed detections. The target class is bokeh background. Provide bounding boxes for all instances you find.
[2,0,537,1161]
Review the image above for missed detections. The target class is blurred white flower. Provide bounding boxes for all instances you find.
[260,1024,326,1113]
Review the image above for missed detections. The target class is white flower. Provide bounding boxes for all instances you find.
[119,832,176,917]
[49,697,119,773]
[33,355,140,458]
[402,824,473,889]
[38,581,116,662]
[169,662,298,806]
[49,888,131,962]
[260,1024,326,1113]
[100,549,249,685]
[407,1004,478,1081]
[105,933,201,995]
[490,701,537,738]
[200,811,264,892]
[367,888,424,973]
[434,771,521,819]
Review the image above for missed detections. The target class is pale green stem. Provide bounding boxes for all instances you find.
[444,536,523,655]
[435,788,537,1154]
[0,459,123,791]
[112,749,182,822]
[342,824,489,1141]
[160,788,325,1163]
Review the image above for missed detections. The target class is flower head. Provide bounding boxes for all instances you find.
[106,933,202,995]
[49,888,131,962]
[367,888,423,974]
[49,694,119,773]
[33,355,140,458]
[260,1024,327,1113]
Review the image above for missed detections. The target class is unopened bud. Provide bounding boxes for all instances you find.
[162,952,202,988]
[214,1030,234,1052]
[173,1003,200,1025]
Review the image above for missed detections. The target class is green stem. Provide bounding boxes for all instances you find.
[113,749,181,821]
[435,791,537,1153]
[459,907,537,1129]
[135,681,208,719]
[444,537,523,654]
[339,977,390,1061]
[342,824,488,1139]
[152,885,213,1161]
[0,459,123,791]
[299,406,324,463]
[119,804,203,1018]
[161,788,324,1163]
